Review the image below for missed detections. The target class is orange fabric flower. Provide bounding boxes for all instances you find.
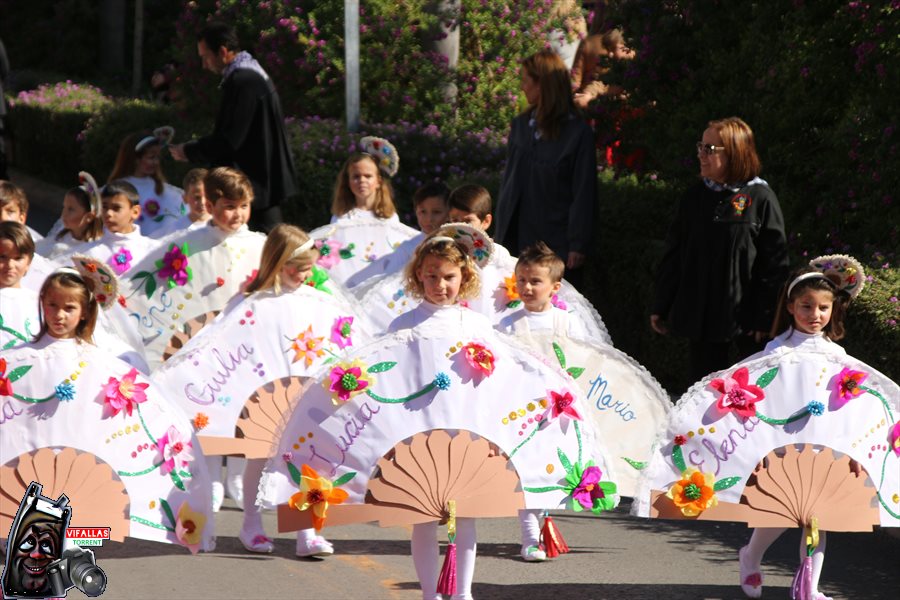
[666,468,718,517]
[288,464,349,530]
[192,412,209,431]
[503,275,519,302]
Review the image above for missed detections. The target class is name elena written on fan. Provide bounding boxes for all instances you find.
[684,416,760,476]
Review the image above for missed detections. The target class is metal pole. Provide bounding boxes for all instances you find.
[345,0,360,133]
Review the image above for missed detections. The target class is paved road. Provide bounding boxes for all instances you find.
[59,497,897,600]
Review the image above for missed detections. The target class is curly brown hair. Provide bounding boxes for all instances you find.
[403,235,480,302]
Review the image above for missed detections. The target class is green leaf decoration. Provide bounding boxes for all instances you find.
[367,361,397,373]
[153,215,165,223]
[557,448,573,473]
[672,445,687,473]
[332,471,357,487]
[567,367,585,379]
[2,340,16,350]
[552,342,566,369]
[756,367,779,388]
[599,480,618,496]
[287,461,303,486]
[506,300,521,309]
[169,470,185,491]
[621,456,647,470]
[7,365,32,382]
[144,274,157,298]
[159,498,176,528]
[594,497,617,513]
[713,476,742,491]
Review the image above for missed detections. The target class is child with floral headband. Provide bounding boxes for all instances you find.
[108,128,185,236]
[0,258,215,555]
[35,172,105,260]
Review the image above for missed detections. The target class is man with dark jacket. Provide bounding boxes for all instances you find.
[170,21,296,233]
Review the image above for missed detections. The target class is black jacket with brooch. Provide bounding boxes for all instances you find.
[184,67,297,210]
[652,181,789,343]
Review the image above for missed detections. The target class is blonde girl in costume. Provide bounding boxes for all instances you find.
[738,263,855,600]
[388,231,486,600]
[231,224,334,557]
[108,128,184,236]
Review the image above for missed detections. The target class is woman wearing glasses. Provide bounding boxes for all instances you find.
[650,117,789,383]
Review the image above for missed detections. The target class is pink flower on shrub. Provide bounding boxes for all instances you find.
[103,368,149,417]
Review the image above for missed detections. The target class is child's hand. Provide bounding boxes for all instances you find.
[573,92,592,109]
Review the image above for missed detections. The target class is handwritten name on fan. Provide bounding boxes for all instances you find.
[686,416,760,476]
[184,344,256,405]
[588,374,636,422]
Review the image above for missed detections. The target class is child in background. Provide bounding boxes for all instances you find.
[331,148,399,224]
[35,172,104,260]
[414,181,450,235]
[447,184,513,264]
[389,230,487,600]
[0,180,43,242]
[73,180,157,277]
[149,168,210,240]
[108,129,184,236]
[0,221,39,348]
[738,264,855,600]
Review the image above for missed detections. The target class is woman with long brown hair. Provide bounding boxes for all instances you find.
[494,49,597,287]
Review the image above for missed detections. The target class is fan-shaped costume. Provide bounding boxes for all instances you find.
[0,287,39,350]
[0,337,215,552]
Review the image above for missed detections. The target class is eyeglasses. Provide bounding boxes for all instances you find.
[696,142,726,156]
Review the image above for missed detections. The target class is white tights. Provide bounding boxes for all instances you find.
[518,509,542,549]
[745,527,827,594]
[411,518,477,600]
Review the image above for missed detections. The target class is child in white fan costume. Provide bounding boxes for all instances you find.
[387,233,489,600]
[738,265,856,600]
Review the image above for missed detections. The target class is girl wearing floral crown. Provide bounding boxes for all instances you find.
[0,258,215,554]
[308,136,418,289]
[35,172,104,260]
[637,255,899,600]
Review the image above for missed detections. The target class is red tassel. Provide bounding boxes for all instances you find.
[436,542,457,595]
[540,515,570,558]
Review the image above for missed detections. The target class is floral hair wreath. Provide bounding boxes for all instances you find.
[360,136,399,178]
[77,171,102,216]
[426,222,494,269]
[135,125,176,152]
[805,254,866,300]
[71,254,120,309]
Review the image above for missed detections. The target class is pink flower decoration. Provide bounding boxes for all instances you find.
[109,247,133,274]
[830,367,868,409]
[572,465,605,510]
[327,360,373,405]
[144,199,160,216]
[156,425,193,475]
[889,421,900,457]
[462,341,496,376]
[315,239,342,269]
[548,389,582,421]
[330,316,354,349]
[103,368,149,417]
[709,367,765,419]
[157,243,192,287]
[551,293,567,310]
[289,325,325,367]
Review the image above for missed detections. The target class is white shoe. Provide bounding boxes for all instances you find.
[211,482,224,513]
[521,544,547,562]
[738,545,762,598]
[239,529,274,554]
[296,536,334,558]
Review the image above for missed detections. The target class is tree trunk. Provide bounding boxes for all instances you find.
[100,0,126,75]
[424,0,460,106]
[132,0,144,95]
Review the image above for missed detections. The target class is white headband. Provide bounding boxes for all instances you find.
[135,135,160,153]
[786,272,833,297]
[288,238,316,260]
[425,236,455,245]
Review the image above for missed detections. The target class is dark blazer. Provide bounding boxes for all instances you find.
[0,37,9,118]
[494,112,597,258]
[652,181,789,342]
[184,67,297,209]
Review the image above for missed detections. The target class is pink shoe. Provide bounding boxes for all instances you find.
[239,530,274,554]
[739,545,763,598]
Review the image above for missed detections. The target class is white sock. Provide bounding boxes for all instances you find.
[240,458,266,535]
[226,456,246,499]
[452,517,477,600]
[206,455,223,485]
[745,527,786,566]
[804,530,827,594]
[518,509,541,549]
[411,522,440,600]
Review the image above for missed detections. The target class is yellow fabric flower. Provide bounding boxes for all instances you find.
[666,468,718,517]
[503,275,519,302]
[289,464,349,530]
[175,501,207,554]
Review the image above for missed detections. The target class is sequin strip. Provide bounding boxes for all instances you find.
[118,461,163,477]
[130,515,174,532]
[136,404,158,445]
[365,382,438,404]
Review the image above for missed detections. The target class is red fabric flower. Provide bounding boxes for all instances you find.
[709,367,764,418]
[0,359,13,396]
[548,389,582,421]
[674,435,687,446]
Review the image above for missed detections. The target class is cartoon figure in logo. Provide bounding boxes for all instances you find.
[2,482,106,599]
